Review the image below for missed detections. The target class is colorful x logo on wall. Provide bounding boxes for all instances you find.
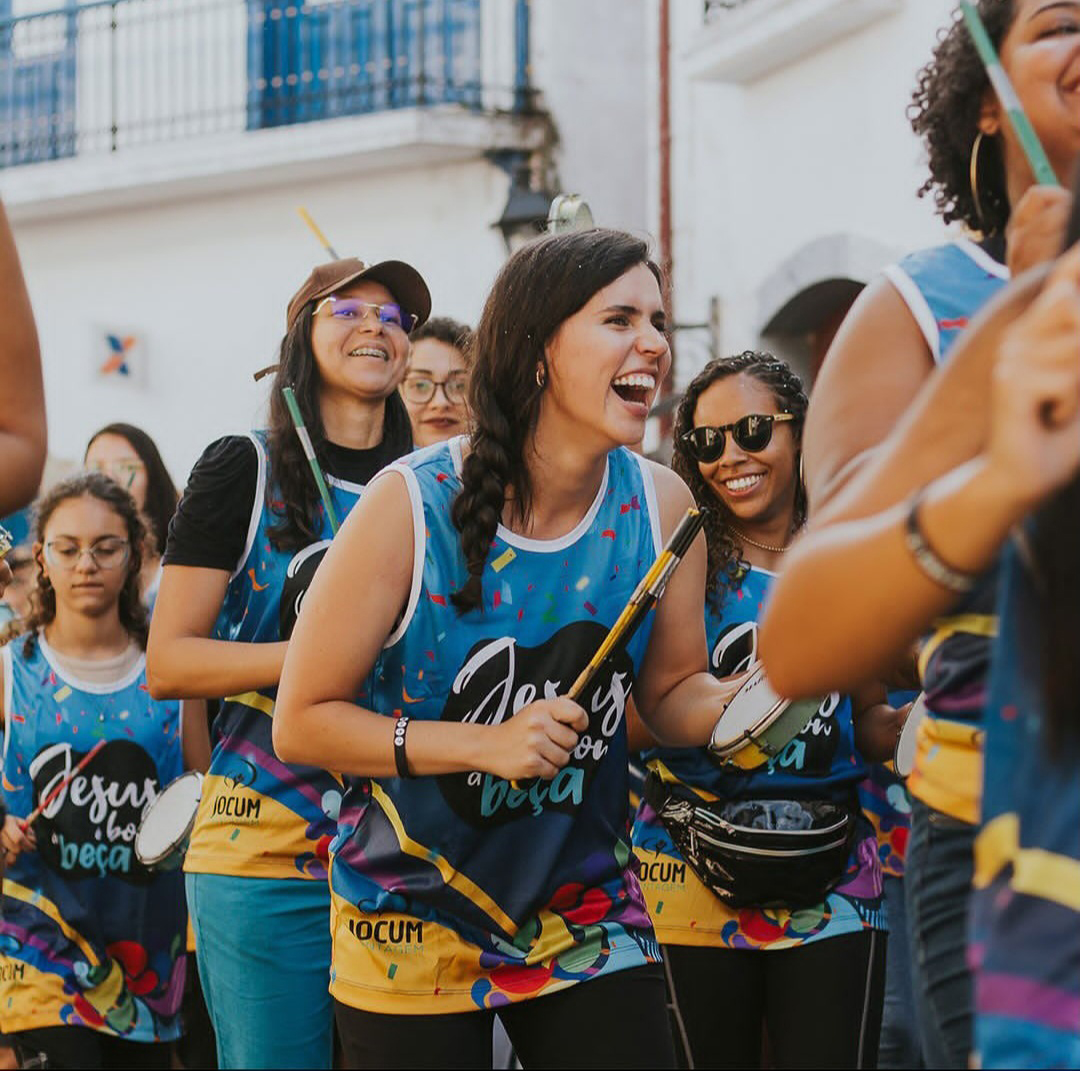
[101,333,137,377]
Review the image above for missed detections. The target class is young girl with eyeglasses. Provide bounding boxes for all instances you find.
[630,352,903,1070]
[146,257,430,1069]
[272,229,748,1069]
[84,424,180,608]
[0,473,185,1070]
[401,316,473,447]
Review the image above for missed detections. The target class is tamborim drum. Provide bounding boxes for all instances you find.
[709,663,822,771]
[135,771,204,869]
[893,693,928,778]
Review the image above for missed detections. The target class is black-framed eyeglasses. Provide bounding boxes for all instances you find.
[401,372,468,406]
[43,538,131,572]
[681,413,796,463]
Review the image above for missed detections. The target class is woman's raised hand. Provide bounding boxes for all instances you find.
[989,243,1080,509]
[487,698,588,782]
[1,814,36,867]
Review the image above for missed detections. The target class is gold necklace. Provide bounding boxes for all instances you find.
[729,526,791,554]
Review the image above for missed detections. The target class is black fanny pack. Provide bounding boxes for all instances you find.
[644,773,858,909]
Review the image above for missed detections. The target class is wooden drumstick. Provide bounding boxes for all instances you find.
[20,740,106,830]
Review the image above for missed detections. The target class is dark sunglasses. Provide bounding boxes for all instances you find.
[681,413,796,463]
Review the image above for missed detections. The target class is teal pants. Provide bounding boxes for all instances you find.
[187,872,333,1070]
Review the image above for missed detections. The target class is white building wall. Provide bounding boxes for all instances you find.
[529,0,650,234]
[3,0,652,485]
[656,0,962,384]
[14,157,509,482]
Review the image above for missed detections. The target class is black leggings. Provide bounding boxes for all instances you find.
[664,931,886,1070]
[2,1026,171,1070]
[334,964,675,1070]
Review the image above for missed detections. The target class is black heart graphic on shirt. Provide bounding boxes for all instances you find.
[435,620,635,828]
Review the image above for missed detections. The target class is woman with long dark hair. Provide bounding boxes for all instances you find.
[273,229,746,1069]
[0,473,185,1069]
[766,3,1078,1064]
[84,423,179,603]
[146,256,429,1069]
[631,352,900,1069]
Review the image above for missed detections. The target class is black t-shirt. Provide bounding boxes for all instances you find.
[163,434,405,572]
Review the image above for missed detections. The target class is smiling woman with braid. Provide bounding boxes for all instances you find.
[273,229,746,1070]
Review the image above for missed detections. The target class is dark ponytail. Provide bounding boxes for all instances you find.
[450,229,662,613]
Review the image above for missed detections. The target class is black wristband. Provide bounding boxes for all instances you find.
[904,489,977,595]
[393,716,414,779]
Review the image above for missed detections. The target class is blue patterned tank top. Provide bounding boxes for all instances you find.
[0,637,185,1039]
[884,239,1009,822]
[184,431,364,881]
[329,438,665,1013]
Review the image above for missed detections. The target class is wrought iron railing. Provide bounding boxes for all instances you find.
[0,0,518,170]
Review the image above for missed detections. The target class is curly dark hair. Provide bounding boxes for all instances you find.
[410,316,474,361]
[672,352,808,611]
[909,0,1016,236]
[18,472,148,657]
[450,229,662,614]
[265,304,413,553]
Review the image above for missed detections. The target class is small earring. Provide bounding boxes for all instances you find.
[970,131,987,232]
[535,364,547,389]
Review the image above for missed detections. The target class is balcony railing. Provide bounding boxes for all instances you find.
[0,0,520,170]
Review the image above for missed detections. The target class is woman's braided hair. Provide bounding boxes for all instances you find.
[16,473,148,658]
[450,228,662,614]
[671,352,808,611]
[909,0,1016,235]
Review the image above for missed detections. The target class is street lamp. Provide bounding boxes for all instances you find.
[492,156,555,254]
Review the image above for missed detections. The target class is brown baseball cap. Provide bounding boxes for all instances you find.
[286,256,431,332]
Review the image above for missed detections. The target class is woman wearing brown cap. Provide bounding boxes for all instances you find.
[146,256,429,1069]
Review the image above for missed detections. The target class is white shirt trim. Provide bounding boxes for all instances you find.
[230,432,268,583]
[2,645,12,767]
[631,453,663,561]
[882,263,941,363]
[327,474,366,496]
[373,464,427,648]
[37,634,147,696]
[954,236,1010,280]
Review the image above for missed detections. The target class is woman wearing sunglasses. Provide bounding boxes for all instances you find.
[147,257,430,1069]
[401,316,473,447]
[631,352,903,1069]
[0,474,185,1070]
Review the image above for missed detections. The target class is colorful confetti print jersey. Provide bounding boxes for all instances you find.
[0,637,185,1039]
[632,566,884,951]
[183,432,362,881]
[329,438,664,1014]
[857,690,918,881]
[972,543,1080,1068]
[884,240,1009,824]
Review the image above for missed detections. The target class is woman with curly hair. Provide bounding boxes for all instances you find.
[630,352,903,1069]
[764,2,1078,1066]
[0,474,185,1069]
[146,255,429,1068]
[272,229,747,1069]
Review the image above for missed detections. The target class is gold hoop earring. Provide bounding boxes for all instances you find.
[970,131,987,232]
[535,364,546,389]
